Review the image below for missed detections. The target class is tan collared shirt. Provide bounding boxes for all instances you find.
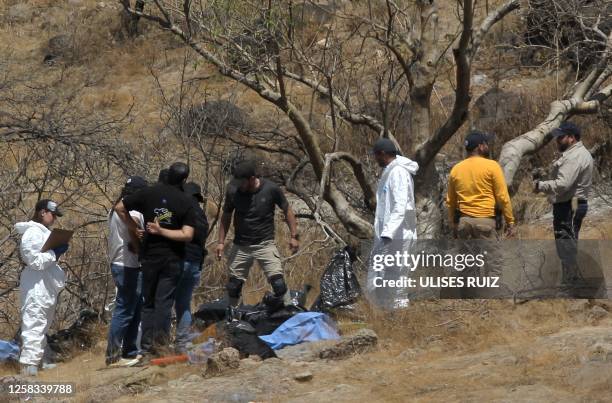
[539,141,593,203]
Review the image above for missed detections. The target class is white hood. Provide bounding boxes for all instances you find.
[15,221,48,235]
[387,155,419,176]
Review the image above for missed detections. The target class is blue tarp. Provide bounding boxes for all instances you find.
[0,340,19,362]
[259,312,340,350]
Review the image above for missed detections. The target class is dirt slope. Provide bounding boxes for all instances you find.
[4,297,608,402]
[121,322,612,403]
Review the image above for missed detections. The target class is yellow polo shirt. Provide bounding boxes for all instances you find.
[446,156,515,225]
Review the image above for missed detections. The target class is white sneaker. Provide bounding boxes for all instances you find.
[21,364,38,377]
[109,357,140,368]
[393,298,410,309]
[42,362,57,370]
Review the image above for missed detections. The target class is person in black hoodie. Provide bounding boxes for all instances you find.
[174,182,209,353]
[114,162,196,356]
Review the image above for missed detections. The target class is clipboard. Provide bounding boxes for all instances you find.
[41,229,74,252]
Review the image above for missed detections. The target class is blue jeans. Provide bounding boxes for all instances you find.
[106,264,142,363]
[174,260,202,352]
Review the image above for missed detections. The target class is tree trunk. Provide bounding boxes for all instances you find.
[408,83,443,238]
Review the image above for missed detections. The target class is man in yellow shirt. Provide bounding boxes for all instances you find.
[445,131,515,299]
[446,131,515,239]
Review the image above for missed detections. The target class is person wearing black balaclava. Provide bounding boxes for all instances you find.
[114,162,196,358]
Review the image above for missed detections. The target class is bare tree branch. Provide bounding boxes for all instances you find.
[499,29,612,188]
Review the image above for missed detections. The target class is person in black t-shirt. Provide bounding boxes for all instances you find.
[115,162,196,356]
[174,182,209,353]
[216,159,299,308]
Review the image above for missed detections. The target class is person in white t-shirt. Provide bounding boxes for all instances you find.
[105,176,147,367]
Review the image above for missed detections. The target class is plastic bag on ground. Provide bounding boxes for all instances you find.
[258,312,340,350]
[0,340,19,362]
[187,338,216,364]
[311,247,360,312]
[194,298,230,326]
[225,320,277,359]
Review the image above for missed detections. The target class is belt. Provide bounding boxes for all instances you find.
[459,213,495,219]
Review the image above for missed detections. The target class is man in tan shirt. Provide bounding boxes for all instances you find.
[535,122,593,290]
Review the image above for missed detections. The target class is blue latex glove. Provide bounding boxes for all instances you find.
[52,244,69,259]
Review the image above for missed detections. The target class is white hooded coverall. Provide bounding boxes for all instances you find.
[368,155,419,307]
[15,221,66,366]
[374,155,419,241]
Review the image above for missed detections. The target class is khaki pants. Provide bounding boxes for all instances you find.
[227,239,284,281]
[227,239,289,305]
[455,216,508,297]
[457,217,498,240]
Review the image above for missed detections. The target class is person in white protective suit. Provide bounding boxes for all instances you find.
[14,199,69,377]
[368,138,419,309]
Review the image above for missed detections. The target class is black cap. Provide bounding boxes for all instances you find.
[123,176,148,197]
[125,176,147,189]
[167,162,190,185]
[233,160,257,179]
[372,138,398,155]
[464,131,493,151]
[551,122,581,139]
[35,199,63,217]
[183,182,204,202]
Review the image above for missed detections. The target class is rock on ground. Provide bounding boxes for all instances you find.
[275,339,339,362]
[319,329,378,360]
[293,371,313,382]
[206,348,240,376]
[588,305,609,321]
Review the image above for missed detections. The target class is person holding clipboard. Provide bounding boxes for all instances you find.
[14,199,71,377]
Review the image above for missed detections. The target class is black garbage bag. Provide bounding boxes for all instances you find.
[195,285,311,327]
[228,301,305,336]
[224,320,276,359]
[194,289,310,357]
[252,305,304,336]
[194,298,230,327]
[311,246,361,312]
[228,303,266,322]
[46,309,99,361]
